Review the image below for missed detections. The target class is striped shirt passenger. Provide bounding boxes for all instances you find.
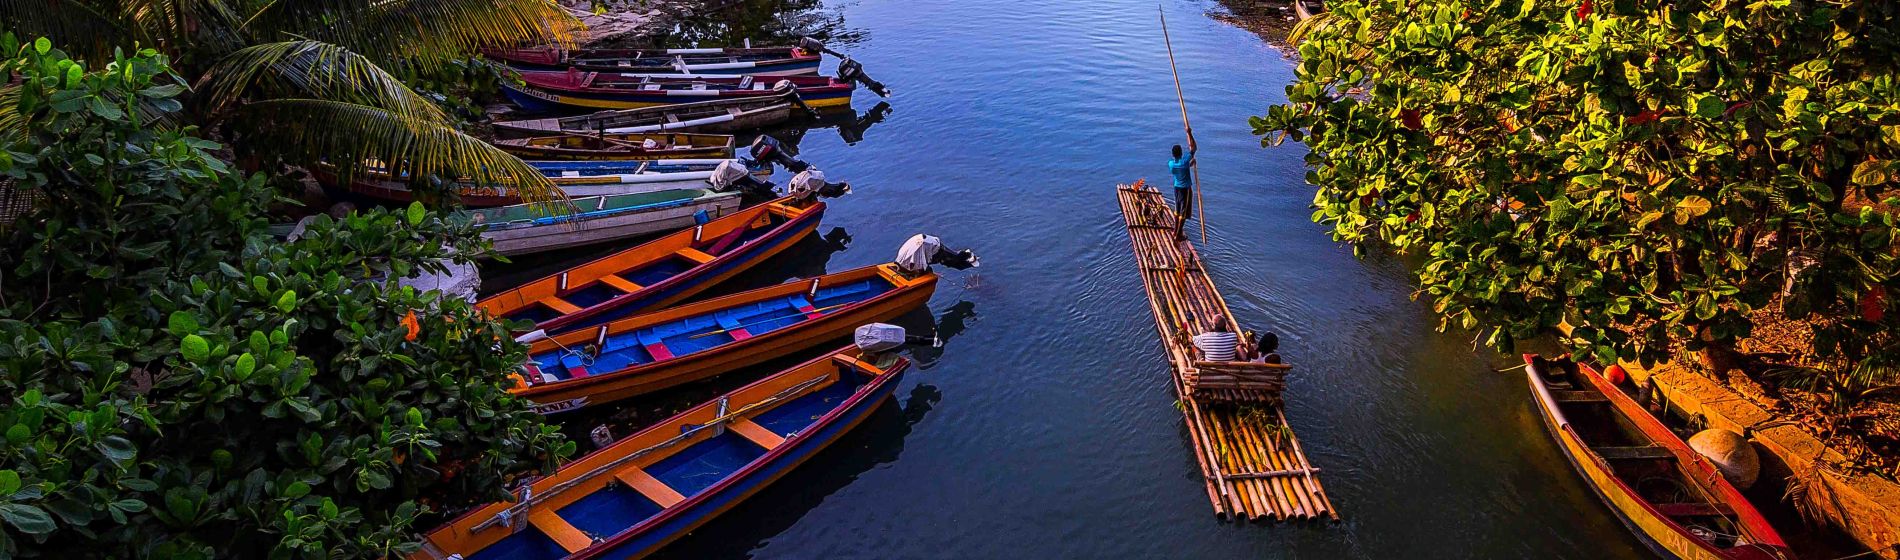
[1192,329,1239,362]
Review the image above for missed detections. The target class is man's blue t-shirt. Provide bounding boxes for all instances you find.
[1169,148,1196,189]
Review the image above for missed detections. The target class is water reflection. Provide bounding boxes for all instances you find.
[648,383,943,560]
[889,300,977,370]
[642,0,867,49]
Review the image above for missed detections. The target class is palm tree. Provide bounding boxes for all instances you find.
[2,0,581,205]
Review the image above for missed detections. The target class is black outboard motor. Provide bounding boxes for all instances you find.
[836,58,891,98]
[747,135,808,173]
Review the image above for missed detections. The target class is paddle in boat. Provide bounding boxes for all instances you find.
[485,41,823,76]
[513,235,978,415]
[411,337,913,560]
[322,159,760,207]
[479,175,848,331]
[1521,355,1792,560]
[493,132,735,161]
[492,89,813,139]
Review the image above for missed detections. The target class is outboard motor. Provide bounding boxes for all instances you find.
[836,57,891,98]
[707,160,775,196]
[854,323,939,354]
[895,234,980,276]
[787,168,850,200]
[747,135,808,173]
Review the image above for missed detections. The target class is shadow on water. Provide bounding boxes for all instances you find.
[648,383,944,560]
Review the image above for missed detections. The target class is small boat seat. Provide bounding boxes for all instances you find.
[1595,446,1675,461]
[527,509,592,553]
[728,417,786,449]
[613,467,686,508]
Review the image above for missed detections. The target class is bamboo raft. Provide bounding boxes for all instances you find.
[1115,179,1337,522]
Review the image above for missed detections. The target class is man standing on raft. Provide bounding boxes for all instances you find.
[1168,134,1198,240]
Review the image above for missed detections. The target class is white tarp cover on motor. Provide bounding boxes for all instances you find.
[854,323,907,353]
[788,169,825,198]
[707,159,751,190]
[896,233,940,274]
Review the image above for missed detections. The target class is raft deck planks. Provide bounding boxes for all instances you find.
[1114,180,1336,522]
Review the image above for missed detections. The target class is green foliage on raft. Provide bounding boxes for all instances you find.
[0,41,573,558]
[1255,0,1900,406]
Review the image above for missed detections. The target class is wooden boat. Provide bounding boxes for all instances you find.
[502,72,854,112]
[323,159,739,207]
[470,189,742,256]
[486,44,821,76]
[492,90,812,139]
[1522,355,1792,560]
[514,262,936,414]
[479,194,826,330]
[412,346,907,560]
[494,132,735,161]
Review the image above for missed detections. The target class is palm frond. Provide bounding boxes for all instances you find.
[242,0,580,68]
[0,0,145,63]
[1286,10,1335,47]
[231,98,564,209]
[118,0,244,56]
[197,40,449,122]
[0,85,25,145]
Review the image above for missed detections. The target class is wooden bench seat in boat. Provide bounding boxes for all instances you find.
[728,418,787,449]
[613,467,686,508]
[675,247,717,263]
[1595,445,1676,461]
[528,508,593,553]
[596,274,643,293]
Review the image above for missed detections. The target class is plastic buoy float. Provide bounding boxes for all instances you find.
[1603,364,1628,384]
[1688,429,1760,490]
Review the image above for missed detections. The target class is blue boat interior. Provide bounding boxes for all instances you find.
[463,367,878,560]
[528,274,895,381]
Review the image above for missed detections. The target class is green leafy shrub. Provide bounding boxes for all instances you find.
[1256,0,1900,405]
[0,40,571,558]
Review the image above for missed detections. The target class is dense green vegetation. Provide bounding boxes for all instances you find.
[1258,0,1900,408]
[0,42,571,558]
[0,0,581,205]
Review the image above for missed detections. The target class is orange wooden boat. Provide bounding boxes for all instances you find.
[414,345,906,560]
[515,263,935,414]
[480,194,825,335]
[1522,355,1791,560]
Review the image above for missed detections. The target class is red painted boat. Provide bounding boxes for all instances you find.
[1522,355,1792,560]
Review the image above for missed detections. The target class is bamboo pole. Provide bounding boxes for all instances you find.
[1159,6,1207,245]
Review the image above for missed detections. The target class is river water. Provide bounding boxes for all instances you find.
[489,0,1678,557]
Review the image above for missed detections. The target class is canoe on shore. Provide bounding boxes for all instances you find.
[492,90,812,139]
[1521,355,1792,560]
[493,132,735,161]
[320,159,742,207]
[515,262,936,414]
[502,72,854,112]
[412,346,907,560]
[470,189,742,257]
[479,194,826,331]
[486,44,821,76]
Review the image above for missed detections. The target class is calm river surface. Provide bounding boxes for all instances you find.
[492,0,1667,557]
